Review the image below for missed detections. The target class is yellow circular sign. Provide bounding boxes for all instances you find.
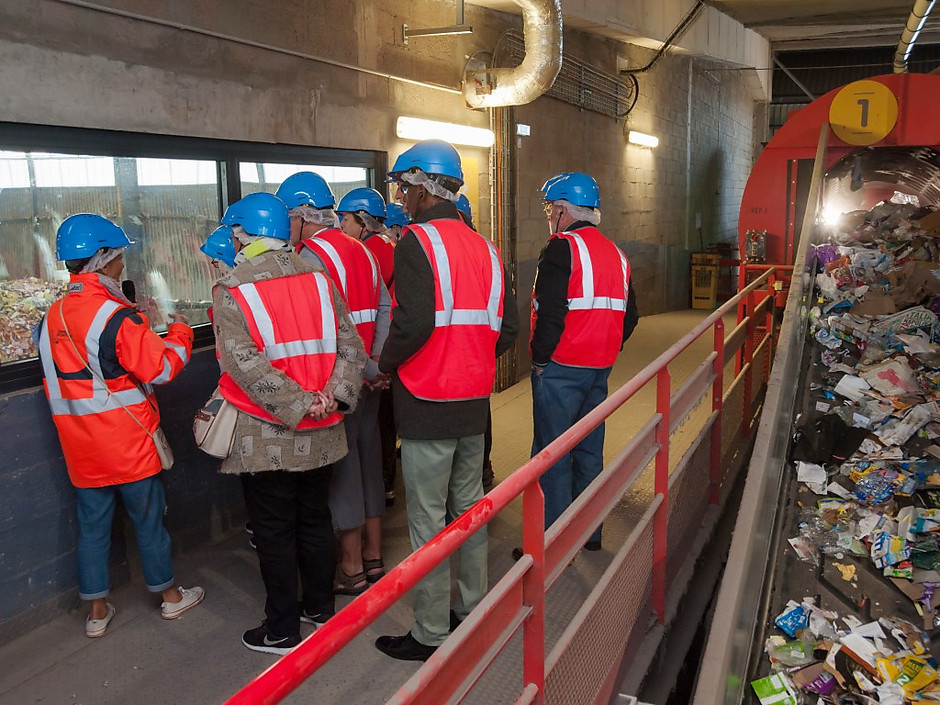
[828,80,899,146]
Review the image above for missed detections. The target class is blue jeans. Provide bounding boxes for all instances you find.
[531,362,612,544]
[75,475,175,600]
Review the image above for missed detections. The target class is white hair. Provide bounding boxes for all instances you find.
[400,169,460,202]
[557,199,601,226]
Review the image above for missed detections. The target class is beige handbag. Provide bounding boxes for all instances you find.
[58,305,175,470]
[193,389,238,459]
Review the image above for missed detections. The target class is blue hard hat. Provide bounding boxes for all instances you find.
[56,214,133,261]
[384,203,410,228]
[337,187,387,219]
[200,225,236,267]
[455,194,472,220]
[275,171,336,209]
[388,139,463,184]
[541,172,600,208]
[221,192,291,240]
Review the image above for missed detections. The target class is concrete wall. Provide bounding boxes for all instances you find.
[0,0,764,632]
[0,348,242,643]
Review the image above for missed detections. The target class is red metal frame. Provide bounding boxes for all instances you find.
[225,270,779,705]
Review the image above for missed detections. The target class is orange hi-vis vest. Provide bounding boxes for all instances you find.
[397,219,505,402]
[38,274,193,489]
[363,232,395,295]
[217,272,342,430]
[298,228,381,353]
[531,226,631,369]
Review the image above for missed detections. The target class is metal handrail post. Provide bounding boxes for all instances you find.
[709,318,725,505]
[742,289,755,438]
[522,483,546,703]
[652,368,671,623]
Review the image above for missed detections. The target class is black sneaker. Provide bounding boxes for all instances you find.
[245,523,256,550]
[584,540,602,552]
[242,623,301,655]
[511,547,524,561]
[375,633,437,661]
[299,606,333,628]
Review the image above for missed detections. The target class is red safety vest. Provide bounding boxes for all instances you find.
[531,226,631,368]
[298,228,380,353]
[363,232,395,296]
[397,219,505,401]
[39,274,193,488]
[217,272,342,429]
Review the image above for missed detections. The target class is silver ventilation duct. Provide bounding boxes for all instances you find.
[894,0,937,73]
[463,0,562,108]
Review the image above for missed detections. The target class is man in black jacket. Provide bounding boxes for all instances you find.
[528,172,638,552]
[376,140,518,661]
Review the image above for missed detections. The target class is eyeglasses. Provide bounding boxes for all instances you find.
[210,259,221,269]
[396,183,410,197]
[542,202,555,216]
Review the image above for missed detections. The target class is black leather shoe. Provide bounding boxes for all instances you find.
[584,540,602,551]
[450,610,462,632]
[375,633,437,661]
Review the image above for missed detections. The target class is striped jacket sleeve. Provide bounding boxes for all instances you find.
[115,316,193,385]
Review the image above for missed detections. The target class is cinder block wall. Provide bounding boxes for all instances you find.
[0,0,763,635]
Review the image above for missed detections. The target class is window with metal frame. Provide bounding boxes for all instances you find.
[0,122,386,392]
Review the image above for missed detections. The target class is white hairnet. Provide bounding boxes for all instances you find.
[289,204,340,228]
[81,246,125,274]
[557,199,601,226]
[400,169,460,202]
[232,225,291,259]
[356,212,385,233]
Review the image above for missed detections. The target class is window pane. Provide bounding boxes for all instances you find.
[239,162,368,204]
[0,152,221,363]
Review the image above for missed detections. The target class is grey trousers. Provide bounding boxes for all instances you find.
[401,435,487,646]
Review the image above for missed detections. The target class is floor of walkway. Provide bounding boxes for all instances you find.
[0,309,724,705]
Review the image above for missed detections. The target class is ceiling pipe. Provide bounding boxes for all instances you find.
[894,0,937,73]
[463,0,562,108]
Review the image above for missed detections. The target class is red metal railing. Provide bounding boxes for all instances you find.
[226,269,778,705]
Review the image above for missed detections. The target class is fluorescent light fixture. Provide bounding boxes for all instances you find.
[396,117,495,148]
[516,123,531,137]
[627,130,659,148]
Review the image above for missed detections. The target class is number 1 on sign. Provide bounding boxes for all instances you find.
[856,98,869,127]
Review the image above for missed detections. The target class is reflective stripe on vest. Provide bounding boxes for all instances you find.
[235,278,338,360]
[39,300,148,416]
[418,223,504,332]
[563,232,629,312]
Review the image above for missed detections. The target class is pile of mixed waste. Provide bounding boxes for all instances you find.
[753,198,940,703]
[0,277,66,363]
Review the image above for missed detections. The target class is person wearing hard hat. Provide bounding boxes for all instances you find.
[376,139,518,661]
[336,185,400,510]
[38,214,204,638]
[525,172,638,556]
[278,174,391,597]
[384,202,410,243]
[213,192,367,654]
[338,187,395,295]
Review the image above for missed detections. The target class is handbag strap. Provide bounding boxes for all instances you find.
[56,301,159,442]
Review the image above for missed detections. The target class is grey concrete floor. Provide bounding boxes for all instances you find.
[0,309,724,705]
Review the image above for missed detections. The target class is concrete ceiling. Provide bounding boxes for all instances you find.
[470,1,940,52]
[709,0,940,50]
